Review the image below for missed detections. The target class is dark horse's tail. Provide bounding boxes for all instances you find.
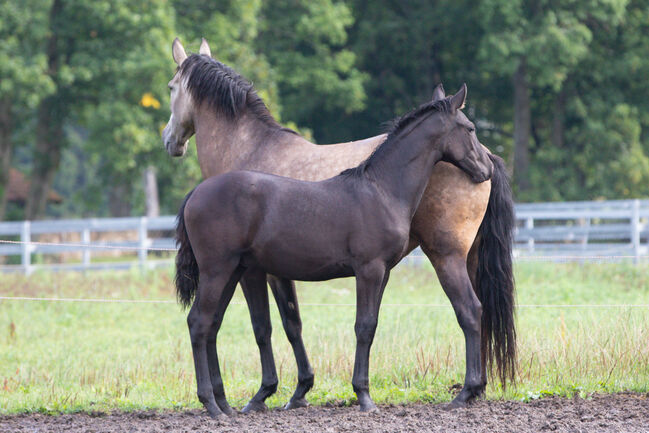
[175,188,199,309]
[475,153,517,386]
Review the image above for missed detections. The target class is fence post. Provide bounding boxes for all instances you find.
[138,217,148,269]
[82,228,91,269]
[526,217,535,253]
[632,199,640,264]
[21,221,32,275]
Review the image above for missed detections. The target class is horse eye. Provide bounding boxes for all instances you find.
[468,127,475,133]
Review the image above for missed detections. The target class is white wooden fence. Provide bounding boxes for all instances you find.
[0,216,176,274]
[0,199,648,273]
[515,199,649,261]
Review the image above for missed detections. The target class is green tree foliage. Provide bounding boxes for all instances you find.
[15,0,179,218]
[2,0,649,221]
[256,0,367,140]
[0,0,55,219]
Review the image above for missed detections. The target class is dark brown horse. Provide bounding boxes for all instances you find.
[163,38,516,412]
[175,86,493,417]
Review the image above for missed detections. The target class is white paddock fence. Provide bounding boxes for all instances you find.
[0,199,648,274]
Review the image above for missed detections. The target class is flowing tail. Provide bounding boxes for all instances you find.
[175,188,199,309]
[475,153,517,386]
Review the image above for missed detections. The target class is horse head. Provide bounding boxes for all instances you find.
[436,84,493,183]
[162,38,212,157]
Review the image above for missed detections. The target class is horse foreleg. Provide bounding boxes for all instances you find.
[427,250,485,408]
[240,268,278,413]
[351,262,388,413]
[268,275,314,409]
[188,265,241,418]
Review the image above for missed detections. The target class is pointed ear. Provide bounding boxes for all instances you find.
[199,37,212,57]
[449,83,467,111]
[172,37,188,66]
[432,83,445,101]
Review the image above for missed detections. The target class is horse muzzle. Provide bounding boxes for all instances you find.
[459,155,493,183]
[162,126,188,157]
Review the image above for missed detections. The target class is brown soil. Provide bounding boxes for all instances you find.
[1,393,647,433]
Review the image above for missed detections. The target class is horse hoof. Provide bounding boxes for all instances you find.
[284,398,309,410]
[206,407,226,419]
[360,403,379,413]
[445,399,467,410]
[241,400,268,413]
[217,402,235,416]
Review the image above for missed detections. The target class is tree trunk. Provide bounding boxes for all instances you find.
[0,99,12,221]
[513,58,532,194]
[108,184,131,217]
[143,166,160,218]
[26,0,63,220]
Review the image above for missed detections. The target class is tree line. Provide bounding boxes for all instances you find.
[1,0,647,221]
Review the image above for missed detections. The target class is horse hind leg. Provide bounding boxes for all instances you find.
[267,276,314,409]
[426,248,485,408]
[188,259,242,418]
[239,268,279,413]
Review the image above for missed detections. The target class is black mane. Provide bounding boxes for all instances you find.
[340,98,452,177]
[178,54,292,131]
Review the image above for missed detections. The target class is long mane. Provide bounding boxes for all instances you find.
[339,98,451,177]
[178,54,293,132]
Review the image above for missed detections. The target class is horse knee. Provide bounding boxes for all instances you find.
[188,311,211,343]
[355,320,377,345]
[252,322,272,347]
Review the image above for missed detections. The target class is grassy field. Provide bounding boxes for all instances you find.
[1,262,648,414]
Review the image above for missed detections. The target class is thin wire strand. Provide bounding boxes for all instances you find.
[0,296,647,308]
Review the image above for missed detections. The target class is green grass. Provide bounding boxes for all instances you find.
[1,262,648,414]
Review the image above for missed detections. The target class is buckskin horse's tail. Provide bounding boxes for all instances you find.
[175,188,199,309]
[475,153,517,386]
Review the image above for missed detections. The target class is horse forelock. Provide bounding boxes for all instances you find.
[178,54,284,130]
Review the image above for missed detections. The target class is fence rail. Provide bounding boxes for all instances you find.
[1,199,648,273]
[514,199,649,262]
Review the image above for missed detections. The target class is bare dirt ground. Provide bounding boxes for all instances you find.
[2,393,648,433]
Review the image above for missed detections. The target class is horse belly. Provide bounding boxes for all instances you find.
[251,241,354,281]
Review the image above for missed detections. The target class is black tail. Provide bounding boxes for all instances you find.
[175,188,199,309]
[475,153,517,386]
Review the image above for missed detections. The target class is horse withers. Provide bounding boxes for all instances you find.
[175,85,493,417]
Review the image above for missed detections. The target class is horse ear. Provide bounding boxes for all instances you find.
[172,37,188,66]
[432,83,445,101]
[450,83,467,111]
[199,37,212,57]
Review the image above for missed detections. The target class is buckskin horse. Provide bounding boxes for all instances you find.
[163,38,516,413]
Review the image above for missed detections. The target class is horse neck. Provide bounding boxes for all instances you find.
[193,106,309,178]
[365,119,444,217]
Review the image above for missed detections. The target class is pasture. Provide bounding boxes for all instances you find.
[1,262,648,414]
